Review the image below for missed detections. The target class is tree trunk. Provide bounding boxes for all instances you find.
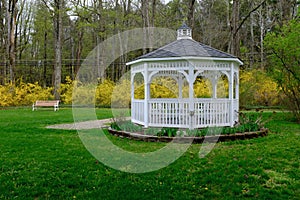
[151,0,156,27]
[142,0,150,54]
[43,31,48,88]
[75,29,83,79]
[250,1,255,67]
[187,0,196,30]
[0,0,6,84]
[231,0,240,57]
[7,0,18,83]
[53,0,63,100]
[259,4,265,69]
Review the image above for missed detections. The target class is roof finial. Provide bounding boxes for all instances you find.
[177,23,192,40]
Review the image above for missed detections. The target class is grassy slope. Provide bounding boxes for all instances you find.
[0,108,299,199]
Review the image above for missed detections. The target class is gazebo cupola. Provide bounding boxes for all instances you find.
[127,24,243,130]
[177,23,192,40]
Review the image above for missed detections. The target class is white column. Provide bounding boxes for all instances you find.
[212,79,217,98]
[235,70,239,122]
[178,74,183,99]
[235,71,239,100]
[144,63,149,128]
[131,72,135,122]
[188,67,194,130]
[229,63,235,127]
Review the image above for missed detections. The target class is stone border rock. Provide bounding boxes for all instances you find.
[108,128,269,143]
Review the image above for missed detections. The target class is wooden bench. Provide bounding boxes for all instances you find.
[32,100,60,111]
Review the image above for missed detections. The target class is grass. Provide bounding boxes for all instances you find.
[0,108,299,199]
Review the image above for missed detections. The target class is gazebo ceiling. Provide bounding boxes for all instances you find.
[137,39,237,60]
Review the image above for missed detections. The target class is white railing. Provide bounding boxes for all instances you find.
[132,98,238,129]
[233,99,239,122]
[193,99,230,128]
[149,99,190,128]
[131,100,145,125]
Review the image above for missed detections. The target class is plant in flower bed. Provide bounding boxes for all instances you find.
[111,121,143,132]
[110,111,273,137]
[110,122,260,137]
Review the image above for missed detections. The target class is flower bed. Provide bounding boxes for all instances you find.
[108,127,268,143]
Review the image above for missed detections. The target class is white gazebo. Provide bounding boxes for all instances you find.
[127,24,243,130]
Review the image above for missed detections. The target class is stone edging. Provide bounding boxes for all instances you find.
[108,128,269,143]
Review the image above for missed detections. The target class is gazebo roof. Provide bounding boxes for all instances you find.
[137,39,237,59]
[127,24,243,65]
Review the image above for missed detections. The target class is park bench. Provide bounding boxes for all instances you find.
[32,100,60,111]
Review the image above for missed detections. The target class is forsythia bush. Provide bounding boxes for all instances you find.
[0,83,15,106]
[96,79,115,107]
[135,77,213,99]
[60,76,74,104]
[0,69,283,108]
[240,69,282,107]
[134,77,178,99]
[111,79,131,108]
[0,81,53,107]
[193,78,212,98]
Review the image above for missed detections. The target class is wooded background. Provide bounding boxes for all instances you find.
[0,0,299,98]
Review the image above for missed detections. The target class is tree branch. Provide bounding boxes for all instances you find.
[272,49,300,82]
[234,0,267,37]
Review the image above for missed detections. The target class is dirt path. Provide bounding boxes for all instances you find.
[46,118,113,130]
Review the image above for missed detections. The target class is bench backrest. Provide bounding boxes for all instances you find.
[35,100,59,106]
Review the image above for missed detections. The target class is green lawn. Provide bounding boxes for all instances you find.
[0,108,299,199]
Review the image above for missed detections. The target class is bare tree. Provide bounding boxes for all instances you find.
[187,0,196,30]
[7,0,19,83]
[0,0,7,84]
[53,0,63,99]
[230,0,240,57]
[16,0,33,60]
[42,0,64,99]
[141,0,150,54]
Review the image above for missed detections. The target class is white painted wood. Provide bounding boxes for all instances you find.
[129,27,241,129]
[32,100,60,111]
[130,60,240,129]
[127,57,243,66]
[144,63,149,128]
[132,98,236,129]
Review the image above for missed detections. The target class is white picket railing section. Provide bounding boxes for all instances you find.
[131,100,145,125]
[132,98,238,129]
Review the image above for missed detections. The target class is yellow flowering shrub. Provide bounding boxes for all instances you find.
[60,76,74,104]
[96,79,115,107]
[217,76,229,98]
[134,77,178,99]
[240,69,281,107]
[111,79,131,108]
[72,83,96,105]
[0,81,53,107]
[15,82,53,106]
[193,78,212,98]
[0,70,283,108]
[0,83,15,106]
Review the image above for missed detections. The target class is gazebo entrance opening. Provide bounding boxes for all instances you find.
[127,24,242,130]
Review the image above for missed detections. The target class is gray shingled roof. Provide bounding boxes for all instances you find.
[137,38,237,59]
[178,23,191,30]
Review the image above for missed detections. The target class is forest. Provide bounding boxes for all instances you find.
[0,0,299,120]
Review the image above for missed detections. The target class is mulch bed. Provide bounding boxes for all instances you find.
[108,128,269,143]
